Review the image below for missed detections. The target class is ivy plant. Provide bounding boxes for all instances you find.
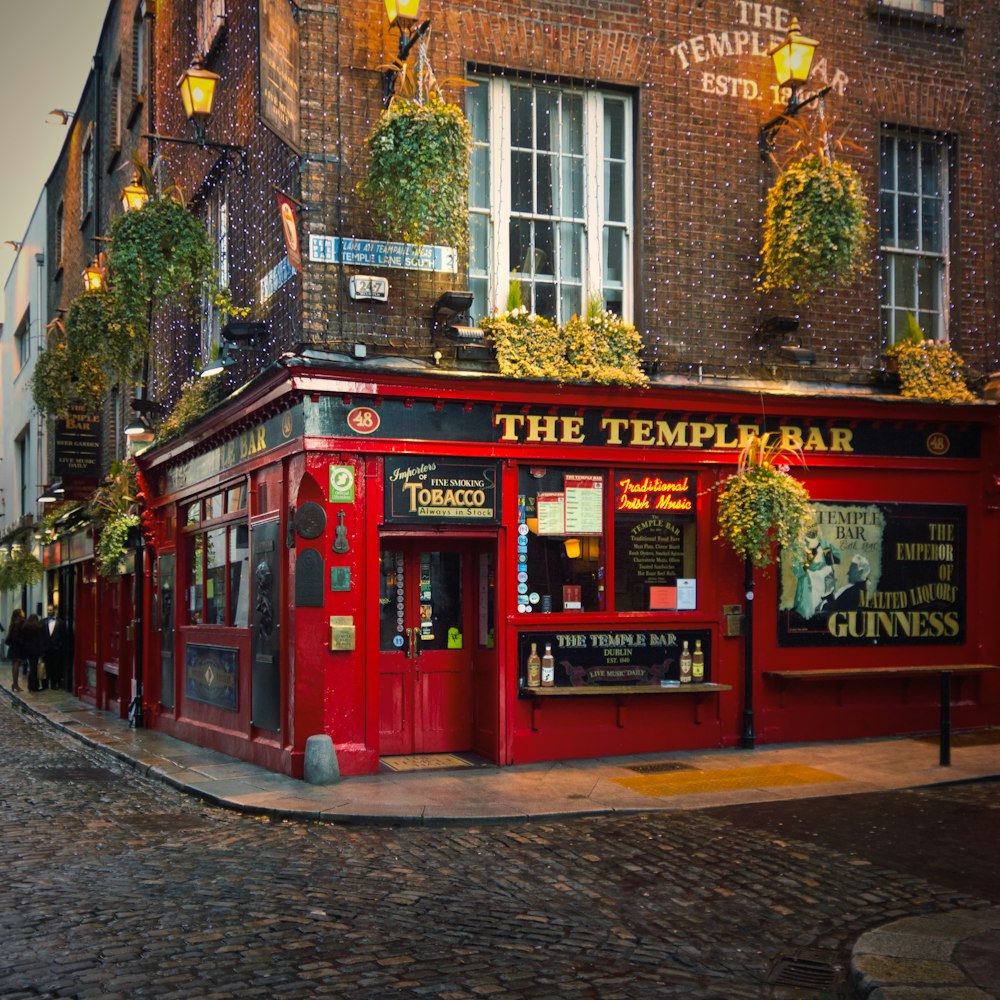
[886,316,976,403]
[0,551,44,593]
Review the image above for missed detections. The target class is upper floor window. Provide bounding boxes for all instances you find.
[880,129,949,343]
[81,133,94,218]
[197,0,227,58]
[55,201,64,268]
[468,77,633,325]
[14,308,30,370]
[111,60,123,150]
[879,0,945,15]
[200,186,229,358]
[132,4,146,104]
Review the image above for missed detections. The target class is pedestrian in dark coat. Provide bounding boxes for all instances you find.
[5,608,25,692]
[19,613,48,693]
[43,604,68,691]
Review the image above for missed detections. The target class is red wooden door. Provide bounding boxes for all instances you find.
[378,541,474,755]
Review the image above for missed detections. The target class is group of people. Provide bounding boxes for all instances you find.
[3,605,68,694]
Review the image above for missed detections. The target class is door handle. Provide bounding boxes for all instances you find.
[406,627,414,659]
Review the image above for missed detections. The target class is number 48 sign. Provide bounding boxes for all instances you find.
[329,465,356,503]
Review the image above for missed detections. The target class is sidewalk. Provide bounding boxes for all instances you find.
[4,678,1000,998]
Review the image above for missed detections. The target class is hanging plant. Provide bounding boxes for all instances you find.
[0,550,44,593]
[716,432,815,569]
[758,112,871,304]
[885,316,976,403]
[359,94,473,250]
[91,459,140,578]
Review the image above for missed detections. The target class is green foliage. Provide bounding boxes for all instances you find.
[359,96,473,250]
[96,511,140,578]
[91,460,140,578]
[157,375,228,444]
[481,305,649,387]
[885,321,976,403]
[759,153,870,304]
[0,551,44,593]
[716,432,815,569]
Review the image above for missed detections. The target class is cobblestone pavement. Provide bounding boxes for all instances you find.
[1,698,995,1000]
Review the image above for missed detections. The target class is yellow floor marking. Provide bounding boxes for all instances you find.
[614,763,847,798]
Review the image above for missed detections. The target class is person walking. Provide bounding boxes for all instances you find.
[43,603,68,691]
[19,613,48,693]
[5,608,25,692]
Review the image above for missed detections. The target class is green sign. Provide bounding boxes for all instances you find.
[329,465,356,503]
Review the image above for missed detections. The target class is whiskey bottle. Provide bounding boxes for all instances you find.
[692,639,705,683]
[541,643,555,687]
[679,640,692,684]
[527,643,541,687]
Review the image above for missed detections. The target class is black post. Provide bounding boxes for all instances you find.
[130,528,145,728]
[939,670,952,766]
[741,556,756,748]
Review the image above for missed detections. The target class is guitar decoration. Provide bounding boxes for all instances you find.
[333,510,350,554]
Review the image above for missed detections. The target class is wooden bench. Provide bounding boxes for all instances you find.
[520,682,732,730]
[763,664,1000,765]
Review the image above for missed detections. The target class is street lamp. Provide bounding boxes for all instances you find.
[758,18,831,160]
[121,176,150,213]
[82,255,106,292]
[382,0,431,105]
[145,59,247,169]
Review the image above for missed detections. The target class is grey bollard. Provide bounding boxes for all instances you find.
[303,734,341,784]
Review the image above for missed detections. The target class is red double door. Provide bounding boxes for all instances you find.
[378,538,491,756]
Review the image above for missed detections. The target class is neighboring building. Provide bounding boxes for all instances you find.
[1,195,50,627]
[14,0,1000,776]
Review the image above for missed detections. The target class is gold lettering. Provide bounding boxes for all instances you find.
[494,413,524,442]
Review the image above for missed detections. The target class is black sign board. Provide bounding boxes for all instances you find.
[259,0,300,149]
[778,502,966,646]
[517,628,712,690]
[54,402,101,479]
[384,458,500,525]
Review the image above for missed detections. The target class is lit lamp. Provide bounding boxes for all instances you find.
[124,413,155,444]
[758,18,831,160]
[177,61,220,143]
[382,0,431,105]
[121,176,150,213]
[82,255,106,292]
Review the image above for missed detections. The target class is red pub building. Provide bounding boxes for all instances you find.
[41,0,1000,777]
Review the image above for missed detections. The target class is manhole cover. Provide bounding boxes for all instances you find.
[33,766,117,782]
[768,955,839,989]
[627,761,697,774]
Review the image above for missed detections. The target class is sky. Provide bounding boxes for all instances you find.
[0,0,109,314]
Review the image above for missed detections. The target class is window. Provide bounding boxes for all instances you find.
[201,186,229,358]
[517,465,700,616]
[879,0,945,15]
[111,61,122,150]
[132,4,146,104]
[55,201,64,267]
[81,133,94,218]
[197,0,226,57]
[468,77,633,325]
[16,432,28,519]
[14,308,30,370]
[184,487,249,627]
[880,129,949,343]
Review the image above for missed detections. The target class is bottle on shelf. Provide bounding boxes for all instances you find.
[541,643,555,687]
[679,640,692,684]
[527,643,541,688]
[692,639,705,683]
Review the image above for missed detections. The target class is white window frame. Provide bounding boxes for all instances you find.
[132,3,146,103]
[468,76,633,325]
[879,0,945,15]
[111,60,123,151]
[880,129,950,344]
[81,132,94,218]
[55,201,65,268]
[200,188,229,359]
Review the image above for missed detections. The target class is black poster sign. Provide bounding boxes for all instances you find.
[778,502,966,646]
[385,458,500,525]
[250,520,281,731]
[55,402,101,479]
[518,628,712,690]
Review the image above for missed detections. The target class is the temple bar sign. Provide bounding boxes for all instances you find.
[385,458,500,525]
[55,403,101,478]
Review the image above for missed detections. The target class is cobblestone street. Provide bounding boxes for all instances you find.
[1,697,996,999]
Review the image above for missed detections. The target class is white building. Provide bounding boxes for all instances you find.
[1,191,50,627]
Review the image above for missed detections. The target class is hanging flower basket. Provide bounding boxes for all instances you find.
[359,95,473,251]
[716,432,815,568]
